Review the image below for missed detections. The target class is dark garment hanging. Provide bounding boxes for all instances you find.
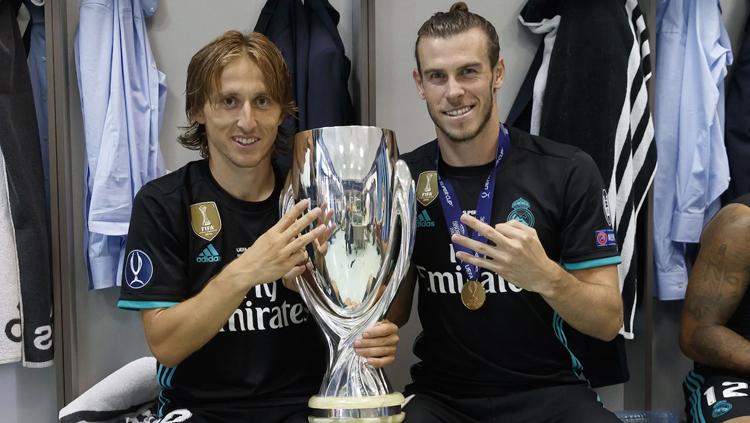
[0,0,53,367]
[724,16,750,201]
[255,0,354,134]
[509,0,657,386]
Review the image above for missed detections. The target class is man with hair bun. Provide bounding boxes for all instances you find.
[118,31,399,422]
[390,3,623,421]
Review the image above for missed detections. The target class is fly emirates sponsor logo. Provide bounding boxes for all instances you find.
[220,247,310,333]
[415,244,524,295]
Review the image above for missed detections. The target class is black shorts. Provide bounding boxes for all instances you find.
[158,402,309,423]
[684,370,750,423]
[402,384,620,423]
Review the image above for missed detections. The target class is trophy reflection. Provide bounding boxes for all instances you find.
[281,126,415,422]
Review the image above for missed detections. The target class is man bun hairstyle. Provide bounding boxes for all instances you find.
[414,1,500,72]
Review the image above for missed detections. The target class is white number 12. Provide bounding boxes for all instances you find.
[704,382,749,406]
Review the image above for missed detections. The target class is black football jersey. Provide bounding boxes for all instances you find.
[118,160,325,416]
[401,126,620,397]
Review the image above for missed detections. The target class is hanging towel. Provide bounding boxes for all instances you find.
[0,151,22,365]
[0,0,53,367]
[511,0,656,340]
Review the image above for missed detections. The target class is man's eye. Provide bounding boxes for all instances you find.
[462,68,477,75]
[255,96,271,107]
[222,97,238,108]
[428,72,445,80]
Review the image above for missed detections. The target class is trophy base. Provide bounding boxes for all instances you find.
[308,392,405,422]
[307,414,404,423]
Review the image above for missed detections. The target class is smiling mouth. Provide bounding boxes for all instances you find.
[233,136,259,146]
[443,106,474,117]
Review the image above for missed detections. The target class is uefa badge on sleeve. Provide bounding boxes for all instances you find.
[595,229,617,248]
[125,250,154,289]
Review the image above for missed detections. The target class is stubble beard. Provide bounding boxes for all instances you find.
[427,83,496,144]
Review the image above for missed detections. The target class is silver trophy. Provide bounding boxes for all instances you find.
[281,126,415,422]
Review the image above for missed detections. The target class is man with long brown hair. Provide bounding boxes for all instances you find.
[118,31,398,422]
[391,3,623,422]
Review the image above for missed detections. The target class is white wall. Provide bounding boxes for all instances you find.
[0,364,56,423]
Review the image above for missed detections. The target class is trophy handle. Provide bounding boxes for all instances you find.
[365,159,416,325]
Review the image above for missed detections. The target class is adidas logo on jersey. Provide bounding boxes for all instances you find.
[416,209,436,228]
[196,244,222,263]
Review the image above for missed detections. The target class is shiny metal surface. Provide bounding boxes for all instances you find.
[281,126,415,404]
[310,406,404,418]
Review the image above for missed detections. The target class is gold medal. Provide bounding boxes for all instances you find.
[460,280,486,311]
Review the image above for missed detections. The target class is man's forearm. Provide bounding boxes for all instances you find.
[143,270,250,367]
[541,266,623,341]
[386,267,417,327]
[687,325,750,373]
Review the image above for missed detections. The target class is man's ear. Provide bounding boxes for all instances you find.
[492,57,505,91]
[413,68,425,100]
[194,109,206,125]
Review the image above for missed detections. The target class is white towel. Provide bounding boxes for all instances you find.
[0,150,22,364]
[59,357,159,423]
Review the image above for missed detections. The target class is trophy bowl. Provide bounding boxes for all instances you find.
[281,126,415,422]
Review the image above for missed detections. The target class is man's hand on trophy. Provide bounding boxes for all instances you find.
[228,200,325,289]
[281,261,313,293]
[353,320,399,368]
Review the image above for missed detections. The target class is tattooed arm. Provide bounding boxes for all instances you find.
[679,203,750,372]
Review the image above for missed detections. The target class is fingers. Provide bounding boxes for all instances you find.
[283,225,326,255]
[361,355,394,367]
[281,271,303,292]
[460,214,507,246]
[277,199,311,230]
[285,207,323,238]
[354,321,399,368]
[362,320,399,339]
[451,234,493,258]
[454,251,499,274]
[496,219,533,239]
[356,350,396,368]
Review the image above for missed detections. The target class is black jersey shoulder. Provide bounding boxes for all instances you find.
[136,160,205,200]
[399,126,596,174]
[400,139,437,177]
[508,126,591,162]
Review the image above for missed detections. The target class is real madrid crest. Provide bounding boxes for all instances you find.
[190,201,222,241]
[416,171,438,207]
[507,197,535,227]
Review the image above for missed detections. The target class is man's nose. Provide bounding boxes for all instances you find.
[237,101,257,131]
[445,76,465,102]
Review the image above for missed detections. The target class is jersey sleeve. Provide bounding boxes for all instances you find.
[559,151,622,271]
[118,184,188,310]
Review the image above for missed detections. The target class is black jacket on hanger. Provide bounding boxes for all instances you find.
[724,16,750,201]
[255,0,354,133]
